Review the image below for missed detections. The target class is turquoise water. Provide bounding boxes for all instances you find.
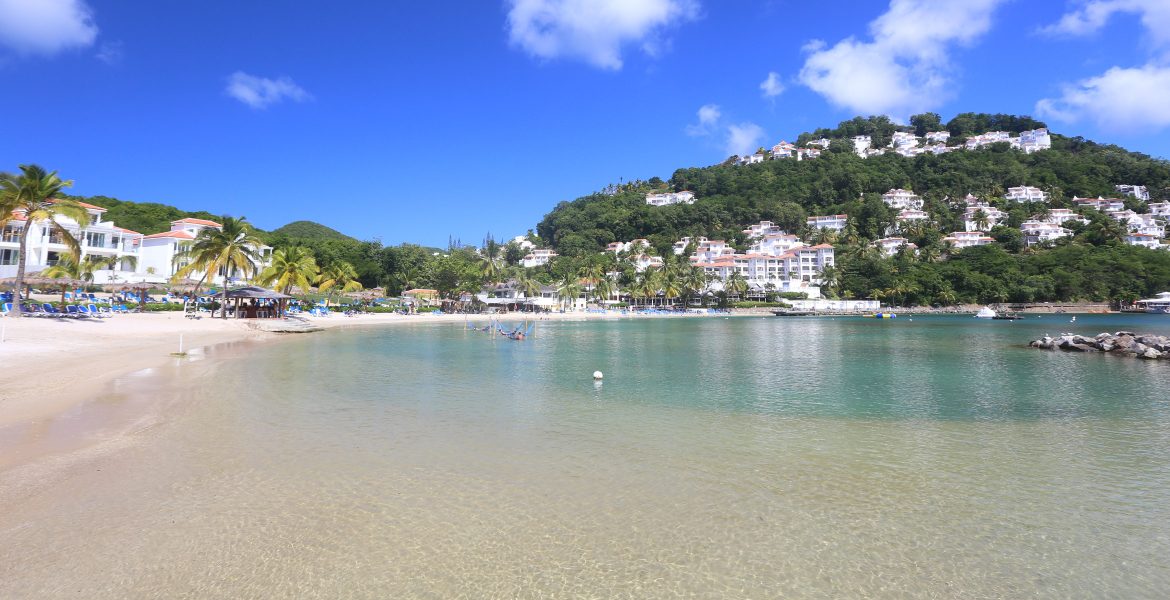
[3,314,1170,598]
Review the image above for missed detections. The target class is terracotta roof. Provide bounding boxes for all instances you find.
[143,231,195,240]
[116,227,142,235]
[171,218,223,227]
[49,198,106,211]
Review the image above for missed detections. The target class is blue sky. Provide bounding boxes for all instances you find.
[2,1,1169,247]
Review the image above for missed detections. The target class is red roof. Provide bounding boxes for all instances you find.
[171,218,223,227]
[48,198,106,211]
[143,231,195,240]
[116,227,142,235]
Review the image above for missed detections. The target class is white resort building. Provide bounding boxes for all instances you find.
[882,189,923,210]
[806,214,848,232]
[874,237,917,257]
[1116,184,1150,201]
[645,191,696,207]
[1020,221,1070,246]
[963,206,1007,232]
[1125,233,1163,249]
[1073,196,1126,212]
[521,248,558,268]
[943,231,994,249]
[1,208,272,286]
[1,200,142,284]
[1005,186,1049,203]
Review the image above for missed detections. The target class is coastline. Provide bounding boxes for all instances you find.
[0,309,725,473]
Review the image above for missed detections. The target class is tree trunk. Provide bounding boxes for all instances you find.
[12,222,32,316]
[221,286,228,319]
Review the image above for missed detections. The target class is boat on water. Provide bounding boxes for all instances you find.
[992,313,1024,320]
[1133,292,1170,314]
[975,306,997,319]
[771,309,817,316]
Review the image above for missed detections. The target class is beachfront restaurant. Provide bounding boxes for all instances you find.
[224,286,292,318]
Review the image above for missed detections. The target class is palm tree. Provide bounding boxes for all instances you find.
[592,276,614,306]
[318,261,363,306]
[725,271,748,301]
[516,272,542,311]
[972,208,990,232]
[172,216,264,318]
[257,246,320,294]
[818,265,840,298]
[684,266,708,306]
[478,255,501,285]
[556,275,581,311]
[0,165,86,316]
[660,267,683,309]
[41,254,100,308]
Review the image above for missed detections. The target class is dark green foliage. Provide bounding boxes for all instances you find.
[270,221,354,241]
[65,194,224,235]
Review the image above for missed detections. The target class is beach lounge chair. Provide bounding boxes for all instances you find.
[0,302,11,317]
[40,303,66,318]
[86,304,110,318]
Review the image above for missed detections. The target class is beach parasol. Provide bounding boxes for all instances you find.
[1,274,89,308]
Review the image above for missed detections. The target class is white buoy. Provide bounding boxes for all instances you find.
[592,371,604,380]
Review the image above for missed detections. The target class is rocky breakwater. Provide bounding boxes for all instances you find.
[1030,331,1170,359]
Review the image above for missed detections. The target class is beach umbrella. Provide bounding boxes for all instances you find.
[1,274,88,308]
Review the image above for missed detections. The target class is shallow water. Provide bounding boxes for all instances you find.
[3,315,1170,598]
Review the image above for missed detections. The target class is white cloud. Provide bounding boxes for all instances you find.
[95,40,122,64]
[1038,1,1170,131]
[725,122,766,157]
[759,71,784,98]
[798,0,1007,117]
[505,0,699,70]
[225,72,312,109]
[1040,0,1170,52]
[685,103,721,136]
[0,0,97,55]
[1036,64,1170,131]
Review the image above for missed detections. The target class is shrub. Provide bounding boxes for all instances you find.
[732,301,792,309]
[141,302,185,311]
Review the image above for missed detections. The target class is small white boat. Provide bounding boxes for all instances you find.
[975,306,996,319]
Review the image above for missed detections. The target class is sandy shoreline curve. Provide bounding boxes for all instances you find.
[0,309,726,472]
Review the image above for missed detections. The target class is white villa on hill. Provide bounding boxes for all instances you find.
[672,236,706,256]
[807,214,848,232]
[1148,202,1170,217]
[1020,221,1070,246]
[1005,186,1049,203]
[606,239,651,254]
[521,248,558,268]
[963,206,1007,232]
[645,191,695,206]
[1116,184,1150,201]
[1073,196,1126,212]
[874,237,917,257]
[882,189,923,210]
[743,221,784,238]
[1125,233,1163,249]
[943,231,994,249]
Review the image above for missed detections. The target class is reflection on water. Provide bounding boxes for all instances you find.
[3,316,1170,598]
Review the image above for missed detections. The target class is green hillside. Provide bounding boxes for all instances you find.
[537,115,1170,258]
[270,220,355,241]
[67,194,228,235]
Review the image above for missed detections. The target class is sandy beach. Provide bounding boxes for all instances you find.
[0,306,721,472]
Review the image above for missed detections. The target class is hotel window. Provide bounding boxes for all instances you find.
[0,249,17,265]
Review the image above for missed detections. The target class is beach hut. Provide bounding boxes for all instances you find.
[224,286,293,318]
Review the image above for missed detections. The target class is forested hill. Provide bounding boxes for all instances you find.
[68,194,226,236]
[270,220,355,241]
[536,114,1170,259]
